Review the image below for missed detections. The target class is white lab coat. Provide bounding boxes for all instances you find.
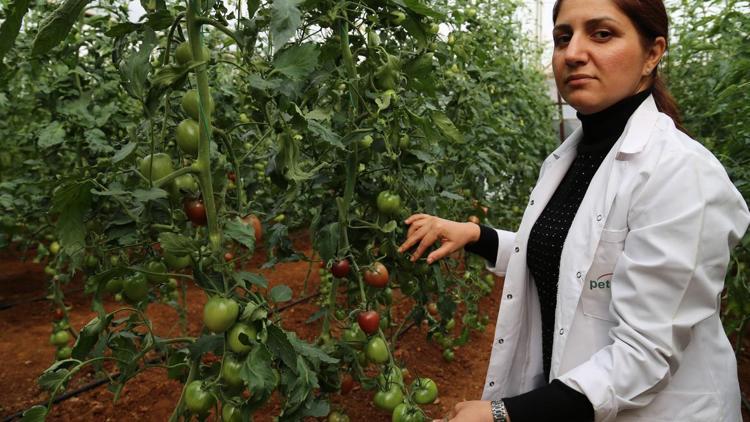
[480,96,750,421]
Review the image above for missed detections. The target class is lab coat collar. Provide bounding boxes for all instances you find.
[549,95,660,162]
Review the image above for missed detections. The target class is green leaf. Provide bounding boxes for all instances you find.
[270,0,302,50]
[314,222,339,262]
[72,315,111,360]
[431,111,463,143]
[0,0,31,64]
[38,121,66,148]
[112,142,137,164]
[286,332,338,365]
[269,285,292,303]
[240,300,269,321]
[241,346,276,394]
[20,405,47,422]
[391,0,444,18]
[38,368,69,392]
[225,218,256,252]
[439,190,464,201]
[273,43,319,79]
[232,271,268,289]
[158,232,199,257]
[266,325,298,368]
[307,120,343,148]
[31,0,92,56]
[187,334,223,358]
[105,22,141,37]
[132,188,169,202]
[52,181,93,255]
[118,27,156,100]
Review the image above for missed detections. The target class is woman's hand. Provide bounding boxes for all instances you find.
[398,214,480,264]
[434,400,495,422]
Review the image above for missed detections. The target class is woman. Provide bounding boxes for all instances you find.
[398,0,750,421]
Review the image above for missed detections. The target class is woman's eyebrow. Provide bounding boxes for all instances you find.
[553,16,619,32]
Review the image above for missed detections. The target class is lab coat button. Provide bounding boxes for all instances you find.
[514,246,520,253]
[506,294,513,300]
[559,328,565,335]
[529,199,535,206]
[498,338,504,344]
[489,381,495,387]
[576,271,582,278]
[596,214,603,221]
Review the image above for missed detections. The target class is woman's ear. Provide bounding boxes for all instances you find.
[643,36,667,75]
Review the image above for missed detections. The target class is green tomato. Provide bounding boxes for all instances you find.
[56,346,72,360]
[174,41,210,65]
[140,153,174,182]
[411,377,438,404]
[376,191,401,215]
[123,273,149,302]
[221,356,245,388]
[184,381,215,415]
[389,10,406,25]
[181,89,215,121]
[104,278,124,295]
[227,322,257,354]
[445,318,456,331]
[172,173,199,194]
[84,255,99,269]
[163,251,191,270]
[145,260,169,284]
[50,330,70,347]
[222,404,242,422]
[342,325,367,348]
[49,241,61,255]
[392,403,426,422]
[328,411,350,422]
[359,135,374,148]
[203,297,239,333]
[373,383,404,412]
[442,348,455,362]
[176,119,200,156]
[365,337,389,364]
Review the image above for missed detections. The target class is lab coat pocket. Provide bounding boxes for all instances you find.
[581,228,627,322]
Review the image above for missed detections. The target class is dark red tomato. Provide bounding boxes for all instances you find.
[340,373,355,395]
[364,262,389,288]
[240,214,263,242]
[53,308,65,321]
[227,171,236,182]
[357,310,380,335]
[184,199,207,226]
[331,259,351,278]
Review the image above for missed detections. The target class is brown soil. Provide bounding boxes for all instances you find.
[0,235,748,421]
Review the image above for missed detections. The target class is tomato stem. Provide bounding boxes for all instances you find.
[186,0,221,252]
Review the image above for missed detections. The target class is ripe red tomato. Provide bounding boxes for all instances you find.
[331,259,350,278]
[364,262,389,288]
[53,308,65,321]
[224,252,234,262]
[357,310,380,335]
[340,373,355,395]
[184,198,207,226]
[227,171,236,183]
[241,214,263,242]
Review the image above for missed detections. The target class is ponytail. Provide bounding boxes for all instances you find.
[651,72,689,135]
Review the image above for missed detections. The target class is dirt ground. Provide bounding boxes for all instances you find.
[1,233,748,421]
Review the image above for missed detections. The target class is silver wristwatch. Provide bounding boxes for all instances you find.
[490,400,509,422]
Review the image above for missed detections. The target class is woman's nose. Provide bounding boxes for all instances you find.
[564,34,589,66]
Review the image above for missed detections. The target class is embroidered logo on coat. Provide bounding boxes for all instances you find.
[589,273,613,290]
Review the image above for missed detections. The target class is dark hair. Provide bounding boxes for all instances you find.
[553,0,687,133]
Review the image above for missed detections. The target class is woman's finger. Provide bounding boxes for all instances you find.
[426,241,456,264]
[399,220,432,253]
[404,213,429,225]
[411,230,439,261]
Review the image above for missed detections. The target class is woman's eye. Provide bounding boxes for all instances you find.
[593,30,612,40]
[554,34,571,45]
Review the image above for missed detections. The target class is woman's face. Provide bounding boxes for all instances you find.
[552,0,664,115]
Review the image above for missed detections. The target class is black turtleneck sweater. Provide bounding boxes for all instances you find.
[466,89,651,421]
